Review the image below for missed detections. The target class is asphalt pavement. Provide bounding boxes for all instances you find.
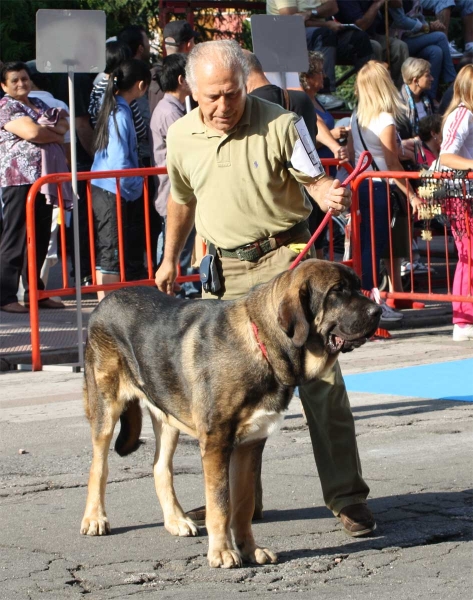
[1,319,472,600]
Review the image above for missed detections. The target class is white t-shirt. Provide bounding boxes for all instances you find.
[29,90,71,144]
[440,104,473,161]
[266,0,321,15]
[350,110,396,173]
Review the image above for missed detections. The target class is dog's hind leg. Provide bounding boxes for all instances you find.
[230,440,277,565]
[80,363,123,536]
[148,406,199,537]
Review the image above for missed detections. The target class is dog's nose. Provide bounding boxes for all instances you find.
[368,304,382,319]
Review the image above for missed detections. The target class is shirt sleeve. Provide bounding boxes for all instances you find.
[283,115,324,186]
[130,99,148,142]
[440,107,471,155]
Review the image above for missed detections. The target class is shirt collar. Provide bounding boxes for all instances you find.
[190,94,253,138]
[162,93,186,112]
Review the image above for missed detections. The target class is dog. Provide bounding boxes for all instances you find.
[80,259,381,568]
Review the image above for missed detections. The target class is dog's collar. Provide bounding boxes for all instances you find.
[251,322,269,361]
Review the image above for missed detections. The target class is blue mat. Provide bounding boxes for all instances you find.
[344,359,473,402]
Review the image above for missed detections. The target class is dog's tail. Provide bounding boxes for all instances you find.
[114,398,143,456]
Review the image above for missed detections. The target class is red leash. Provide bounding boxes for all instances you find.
[289,151,373,270]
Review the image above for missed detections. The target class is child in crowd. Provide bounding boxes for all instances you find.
[439,64,473,341]
[91,58,151,300]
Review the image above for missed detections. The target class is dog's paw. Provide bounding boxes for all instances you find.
[208,549,242,569]
[164,516,199,537]
[80,515,111,536]
[245,546,278,565]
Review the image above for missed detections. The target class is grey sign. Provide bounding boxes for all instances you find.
[251,15,309,73]
[36,9,106,73]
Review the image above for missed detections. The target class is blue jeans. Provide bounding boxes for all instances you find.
[405,32,457,98]
[359,180,389,290]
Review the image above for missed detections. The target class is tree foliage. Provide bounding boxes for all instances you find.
[0,0,264,63]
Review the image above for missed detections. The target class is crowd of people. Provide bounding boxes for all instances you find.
[0,2,472,543]
[0,4,472,340]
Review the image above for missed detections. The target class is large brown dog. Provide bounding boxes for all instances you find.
[80,259,381,568]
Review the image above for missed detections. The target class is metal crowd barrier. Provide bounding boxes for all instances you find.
[350,170,473,306]
[25,164,472,370]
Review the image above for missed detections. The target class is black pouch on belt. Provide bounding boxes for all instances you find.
[200,244,222,294]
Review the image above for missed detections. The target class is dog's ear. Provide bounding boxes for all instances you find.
[277,287,310,348]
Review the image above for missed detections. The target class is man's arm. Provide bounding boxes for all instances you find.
[305,175,351,217]
[155,194,197,294]
[351,0,385,31]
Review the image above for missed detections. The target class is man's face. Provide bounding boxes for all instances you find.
[192,62,246,134]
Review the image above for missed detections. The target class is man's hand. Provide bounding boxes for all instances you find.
[325,20,344,32]
[155,258,178,295]
[324,179,351,216]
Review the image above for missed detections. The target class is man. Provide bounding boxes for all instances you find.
[420,0,473,56]
[150,53,199,298]
[155,40,376,537]
[267,0,375,109]
[245,50,347,259]
[149,21,198,117]
[336,1,409,87]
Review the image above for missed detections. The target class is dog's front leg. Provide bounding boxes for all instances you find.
[200,441,241,568]
[148,407,199,537]
[230,440,278,565]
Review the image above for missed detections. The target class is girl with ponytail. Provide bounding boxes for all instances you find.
[90,58,151,300]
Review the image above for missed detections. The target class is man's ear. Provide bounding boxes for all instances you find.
[277,288,310,348]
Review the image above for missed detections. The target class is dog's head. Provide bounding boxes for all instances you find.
[276,259,381,355]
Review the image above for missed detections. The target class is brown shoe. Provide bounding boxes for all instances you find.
[0,302,28,314]
[338,504,376,537]
[186,505,264,526]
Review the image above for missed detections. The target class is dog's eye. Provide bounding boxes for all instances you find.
[331,284,343,293]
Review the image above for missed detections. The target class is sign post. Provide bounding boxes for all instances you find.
[36,9,105,368]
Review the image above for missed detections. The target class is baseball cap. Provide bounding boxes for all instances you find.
[163,20,198,47]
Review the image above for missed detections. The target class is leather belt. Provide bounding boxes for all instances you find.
[218,220,309,262]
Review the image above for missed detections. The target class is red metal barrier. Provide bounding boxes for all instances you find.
[26,166,201,371]
[350,170,473,306]
[28,162,473,371]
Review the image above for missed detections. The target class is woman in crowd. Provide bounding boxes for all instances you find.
[0,62,68,313]
[349,61,424,318]
[439,64,473,341]
[400,58,434,136]
[389,1,456,100]
[91,58,151,300]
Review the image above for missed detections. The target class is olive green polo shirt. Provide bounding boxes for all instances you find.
[166,94,319,249]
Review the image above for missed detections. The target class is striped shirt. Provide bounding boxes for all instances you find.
[88,76,147,142]
[440,104,473,161]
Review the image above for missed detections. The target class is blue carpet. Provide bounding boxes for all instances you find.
[344,359,473,402]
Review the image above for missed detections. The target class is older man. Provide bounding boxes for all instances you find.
[155,40,375,538]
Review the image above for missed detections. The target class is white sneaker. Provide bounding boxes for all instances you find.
[400,260,435,276]
[379,301,403,322]
[453,324,473,341]
[448,41,463,58]
[316,93,345,110]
